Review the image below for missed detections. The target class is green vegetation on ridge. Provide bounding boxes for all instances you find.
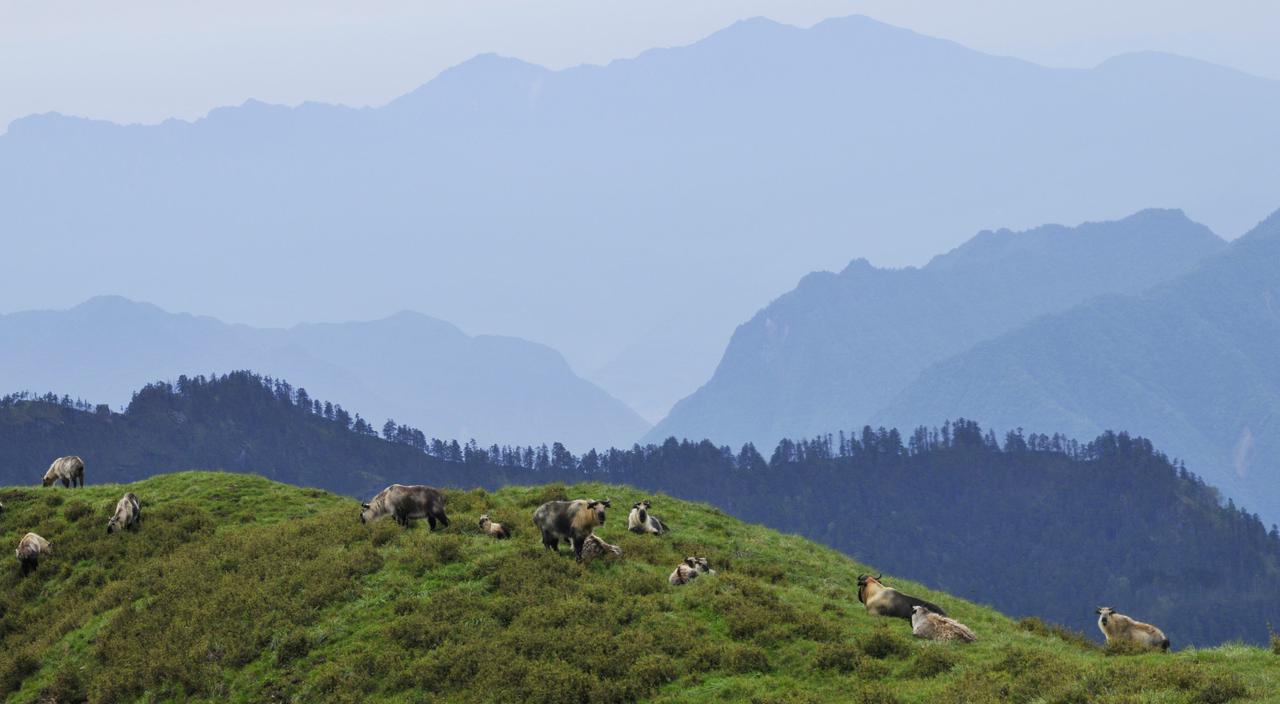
[2,472,1277,703]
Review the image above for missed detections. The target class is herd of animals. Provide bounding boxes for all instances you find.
[6,455,1171,651]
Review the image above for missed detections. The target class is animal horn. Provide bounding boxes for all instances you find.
[875,573,882,580]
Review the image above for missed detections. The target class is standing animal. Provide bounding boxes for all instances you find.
[531,498,610,560]
[579,533,623,564]
[360,484,450,529]
[478,514,511,539]
[1095,607,1170,651]
[42,455,85,488]
[669,557,715,585]
[16,532,51,576]
[628,500,668,534]
[107,492,141,534]
[856,574,947,620]
[911,605,976,642]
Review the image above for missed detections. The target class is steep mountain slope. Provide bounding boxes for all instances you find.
[2,472,1276,703]
[649,209,1224,447]
[4,16,1280,420]
[4,375,1278,647]
[875,208,1280,522]
[0,297,648,448]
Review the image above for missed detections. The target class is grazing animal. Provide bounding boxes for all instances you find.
[107,492,141,534]
[478,514,511,539]
[16,532,51,576]
[669,557,715,585]
[628,500,668,534]
[856,574,947,620]
[579,533,623,564]
[360,484,450,529]
[911,605,976,642]
[1096,607,1170,651]
[531,498,611,560]
[42,455,85,488]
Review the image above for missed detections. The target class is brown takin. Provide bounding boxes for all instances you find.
[16,532,51,576]
[360,484,450,529]
[856,574,946,620]
[107,492,141,534]
[669,557,715,585]
[579,533,623,564]
[1096,607,1170,651]
[478,514,511,539]
[42,455,85,488]
[532,498,611,561]
[911,605,976,642]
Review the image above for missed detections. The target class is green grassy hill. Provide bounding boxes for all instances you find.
[1,472,1276,703]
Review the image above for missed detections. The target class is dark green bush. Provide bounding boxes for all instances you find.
[858,625,912,660]
[63,499,93,522]
[723,643,771,673]
[813,642,862,673]
[908,644,959,678]
[1018,616,1100,651]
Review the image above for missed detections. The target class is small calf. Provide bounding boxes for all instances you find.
[478,514,511,539]
[579,533,622,564]
[911,606,976,642]
[669,557,715,585]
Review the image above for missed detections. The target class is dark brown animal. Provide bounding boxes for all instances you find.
[856,574,946,620]
[360,484,450,529]
[531,498,610,560]
[107,492,141,534]
[16,532,51,576]
[42,455,85,488]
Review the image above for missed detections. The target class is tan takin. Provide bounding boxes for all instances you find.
[1096,607,1170,651]
[911,605,976,642]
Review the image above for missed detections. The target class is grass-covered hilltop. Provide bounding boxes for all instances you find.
[2,473,1277,703]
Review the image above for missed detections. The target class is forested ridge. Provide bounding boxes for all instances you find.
[2,371,1277,646]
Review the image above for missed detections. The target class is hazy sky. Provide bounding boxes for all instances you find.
[3,0,1279,131]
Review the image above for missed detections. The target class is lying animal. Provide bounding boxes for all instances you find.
[16,532,51,576]
[579,533,622,564]
[628,500,668,534]
[911,605,976,642]
[856,574,946,620]
[532,498,610,561]
[107,492,141,534]
[42,455,85,488]
[360,484,450,529]
[669,557,715,585]
[478,514,511,539]
[1096,607,1170,651]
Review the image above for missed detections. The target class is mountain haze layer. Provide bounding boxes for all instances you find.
[649,209,1224,447]
[875,209,1280,521]
[4,16,1280,420]
[0,297,647,449]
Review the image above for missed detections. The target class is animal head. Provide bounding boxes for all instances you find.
[41,473,55,487]
[1095,607,1117,625]
[633,500,652,510]
[585,499,611,525]
[359,501,373,524]
[107,515,121,534]
[912,605,934,617]
[478,514,492,528]
[856,573,883,603]
[684,557,713,574]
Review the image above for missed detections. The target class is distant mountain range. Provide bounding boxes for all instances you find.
[650,209,1224,443]
[3,15,1279,422]
[875,208,1280,521]
[0,296,647,449]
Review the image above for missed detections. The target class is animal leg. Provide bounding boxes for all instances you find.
[435,511,450,527]
[572,536,585,561]
[62,478,70,488]
[427,515,438,531]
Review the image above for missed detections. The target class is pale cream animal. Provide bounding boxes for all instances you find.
[1096,607,1169,651]
[911,605,976,642]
